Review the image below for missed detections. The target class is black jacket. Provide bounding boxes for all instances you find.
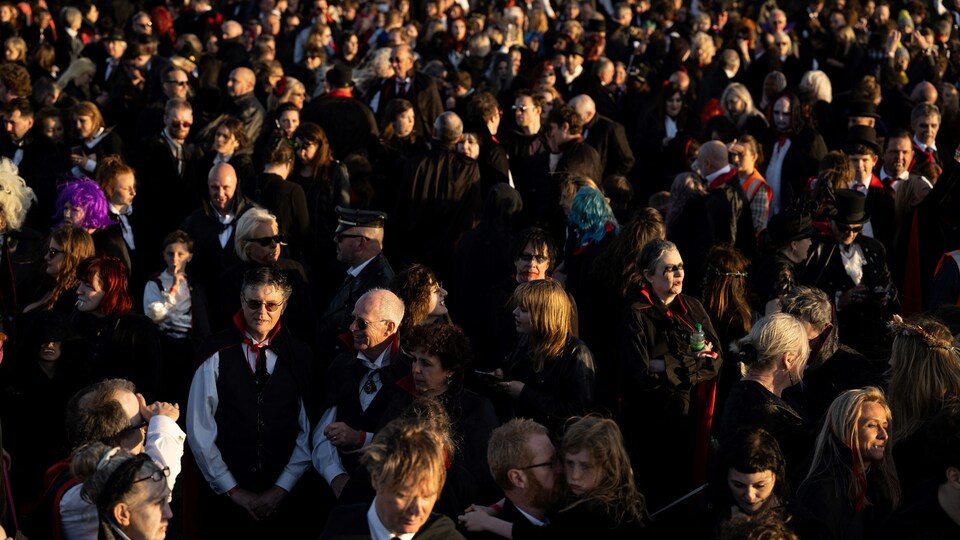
[583,115,635,179]
[320,502,464,539]
[302,94,380,160]
[761,126,828,212]
[317,253,395,359]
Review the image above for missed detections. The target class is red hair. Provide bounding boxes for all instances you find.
[76,256,132,317]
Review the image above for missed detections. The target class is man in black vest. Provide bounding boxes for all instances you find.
[312,288,407,499]
[317,207,394,360]
[187,267,315,537]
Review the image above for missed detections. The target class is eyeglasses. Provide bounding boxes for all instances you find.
[838,225,863,234]
[518,253,549,264]
[241,296,285,312]
[137,21,153,28]
[46,247,63,257]
[247,234,287,247]
[169,120,192,128]
[389,56,403,63]
[512,105,534,112]
[165,80,189,86]
[519,455,557,470]
[335,232,369,243]
[662,263,685,275]
[351,315,388,330]
[133,466,171,485]
[117,420,148,439]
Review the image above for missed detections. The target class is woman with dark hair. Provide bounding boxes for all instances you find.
[371,99,427,211]
[251,138,310,260]
[389,263,449,337]
[636,82,699,195]
[795,387,900,539]
[619,238,721,510]
[335,31,362,67]
[496,279,595,434]
[292,122,350,242]
[460,416,647,538]
[201,117,256,194]
[54,177,130,272]
[715,428,788,520]
[72,255,163,399]
[22,225,95,314]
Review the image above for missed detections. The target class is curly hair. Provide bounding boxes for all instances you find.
[406,322,473,389]
[390,264,439,330]
[0,157,36,232]
[0,63,31,97]
[55,178,115,230]
[561,416,646,525]
[568,187,618,244]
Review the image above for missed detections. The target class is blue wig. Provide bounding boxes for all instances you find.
[54,177,115,230]
[569,187,618,245]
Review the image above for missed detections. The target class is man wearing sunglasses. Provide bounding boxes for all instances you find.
[188,267,316,537]
[313,288,407,500]
[318,207,394,359]
[801,190,895,359]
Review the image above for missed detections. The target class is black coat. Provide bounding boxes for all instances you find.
[316,253,395,360]
[302,94,379,160]
[70,311,163,400]
[135,133,204,255]
[250,172,310,260]
[320,502,464,539]
[367,72,444,141]
[750,252,800,313]
[0,132,66,231]
[513,496,645,540]
[761,126,828,213]
[583,115,635,179]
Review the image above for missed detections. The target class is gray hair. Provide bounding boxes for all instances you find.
[242,266,293,300]
[911,102,941,124]
[799,70,833,103]
[360,288,406,327]
[434,112,464,144]
[733,313,810,375]
[780,286,832,334]
[234,207,279,261]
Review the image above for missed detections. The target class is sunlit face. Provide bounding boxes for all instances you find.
[565,53,583,74]
[241,284,286,340]
[772,97,791,131]
[515,242,550,283]
[727,469,776,515]
[246,221,281,265]
[512,305,532,334]
[45,238,64,276]
[728,143,756,174]
[372,474,440,536]
[912,114,940,146]
[75,115,96,139]
[163,241,192,275]
[514,97,540,129]
[426,280,448,319]
[831,219,862,246]
[883,137,913,177]
[451,20,466,40]
[207,173,237,214]
[213,126,240,156]
[394,108,415,138]
[644,249,683,301]
[278,110,300,137]
[344,34,359,55]
[564,449,599,496]
[41,116,64,142]
[76,273,106,314]
[856,401,890,464]
[163,70,189,99]
[786,237,812,263]
[391,49,414,79]
[111,173,136,208]
[165,109,192,141]
[410,349,453,397]
[3,45,18,62]
[849,153,878,183]
[121,478,173,540]
[725,94,746,117]
[106,38,127,59]
[665,92,683,118]
[39,341,61,362]
[350,296,393,351]
[460,136,479,159]
[3,109,32,141]
[287,88,306,109]
[62,202,86,228]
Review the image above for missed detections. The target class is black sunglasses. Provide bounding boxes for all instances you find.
[247,234,288,247]
[133,466,171,485]
[838,225,863,233]
[241,296,285,312]
[335,232,369,243]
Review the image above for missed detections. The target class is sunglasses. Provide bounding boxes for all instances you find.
[134,465,171,484]
[335,232,369,243]
[838,225,863,234]
[241,296,285,312]
[351,315,388,330]
[513,105,534,112]
[165,80,189,86]
[169,121,192,128]
[247,234,287,247]
[118,420,148,439]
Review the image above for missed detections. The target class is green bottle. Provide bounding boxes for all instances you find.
[690,323,705,352]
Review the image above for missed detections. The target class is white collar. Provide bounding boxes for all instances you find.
[357,343,391,369]
[367,498,415,540]
[913,135,937,152]
[111,203,133,216]
[704,164,733,183]
[880,167,909,181]
[85,127,108,148]
[515,505,548,527]
[348,254,377,277]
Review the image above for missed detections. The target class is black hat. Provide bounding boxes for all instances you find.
[845,125,881,156]
[847,100,880,120]
[105,28,126,42]
[586,19,606,33]
[326,63,354,89]
[766,210,814,248]
[831,189,870,225]
[565,43,585,58]
[335,206,387,232]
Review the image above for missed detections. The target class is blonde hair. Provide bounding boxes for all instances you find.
[512,280,572,372]
[803,387,899,512]
[561,416,646,524]
[887,315,960,441]
[733,313,809,376]
[0,157,36,232]
[56,57,97,92]
[234,207,279,262]
[487,418,549,491]
[361,413,447,496]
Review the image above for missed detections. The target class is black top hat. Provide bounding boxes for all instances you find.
[831,189,870,225]
[105,28,126,42]
[766,209,814,248]
[844,125,881,156]
[565,43,585,57]
[326,63,354,89]
[847,100,880,120]
[586,19,606,33]
[335,206,387,232]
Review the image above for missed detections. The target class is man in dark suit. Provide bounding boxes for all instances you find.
[0,98,64,230]
[317,207,395,360]
[319,412,464,539]
[367,43,443,140]
[94,29,128,94]
[302,64,379,161]
[569,94,635,179]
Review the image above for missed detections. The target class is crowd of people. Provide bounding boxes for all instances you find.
[0,0,959,538]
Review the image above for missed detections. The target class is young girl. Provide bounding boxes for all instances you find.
[460,416,646,538]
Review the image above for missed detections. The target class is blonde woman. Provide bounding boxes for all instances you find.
[57,57,97,103]
[795,387,900,539]
[496,279,595,434]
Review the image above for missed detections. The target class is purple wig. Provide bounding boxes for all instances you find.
[54,177,115,230]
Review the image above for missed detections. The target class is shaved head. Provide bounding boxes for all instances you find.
[568,95,597,124]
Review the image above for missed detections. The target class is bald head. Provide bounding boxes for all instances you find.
[222,20,243,40]
[698,140,729,176]
[433,111,463,145]
[227,67,255,97]
[208,162,238,214]
[911,81,938,105]
[569,95,597,124]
